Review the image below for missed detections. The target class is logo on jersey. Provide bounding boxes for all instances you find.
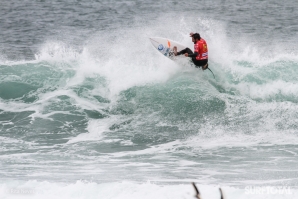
[158,44,164,51]
[202,52,208,57]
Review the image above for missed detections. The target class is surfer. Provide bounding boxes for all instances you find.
[174,32,208,70]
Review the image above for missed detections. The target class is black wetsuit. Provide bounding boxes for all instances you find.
[177,48,208,68]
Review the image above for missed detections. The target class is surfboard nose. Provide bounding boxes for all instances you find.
[149,37,157,42]
[149,37,159,46]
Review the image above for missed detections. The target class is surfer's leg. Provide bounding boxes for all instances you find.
[192,58,200,68]
[193,59,208,69]
[177,48,193,55]
[174,47,193,56]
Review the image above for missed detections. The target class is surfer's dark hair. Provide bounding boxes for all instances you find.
[192,33,201,40]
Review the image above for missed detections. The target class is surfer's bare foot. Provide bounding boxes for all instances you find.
[202,63,208,70]
[173,46,178,56]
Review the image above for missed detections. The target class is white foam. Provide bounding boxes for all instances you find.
[110,140,181,158]
[236,80,298,100]
[35,41,79,61]
[66,118,113,144]
[0,180,297,199]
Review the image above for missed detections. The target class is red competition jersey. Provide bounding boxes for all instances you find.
[194,38,208,60]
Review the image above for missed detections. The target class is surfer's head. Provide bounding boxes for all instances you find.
[191,33,201,43]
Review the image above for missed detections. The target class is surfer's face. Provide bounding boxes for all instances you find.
[192,37,198,43]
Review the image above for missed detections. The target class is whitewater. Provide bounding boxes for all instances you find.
[1,0,298,198]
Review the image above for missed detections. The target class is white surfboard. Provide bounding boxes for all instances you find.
[149,37,187,61]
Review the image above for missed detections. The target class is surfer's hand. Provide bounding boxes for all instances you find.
[189,32,194,37]
[184,53,188,57]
